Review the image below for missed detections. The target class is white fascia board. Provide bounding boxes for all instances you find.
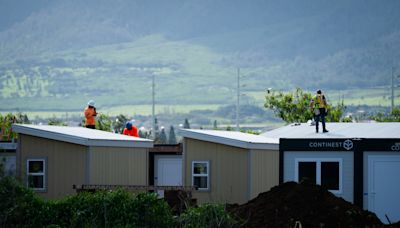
[180,129,278,150]
[186,131,248,148]
[247,142,279,150]
[87,139,153,148]
[12,125,153,148]
[12,124,88,145]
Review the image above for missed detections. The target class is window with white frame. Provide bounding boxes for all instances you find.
[295,158,342,193]
[27,159,46,191]
[192,161,209,190]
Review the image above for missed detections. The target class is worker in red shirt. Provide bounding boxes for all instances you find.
[123,121,139,137]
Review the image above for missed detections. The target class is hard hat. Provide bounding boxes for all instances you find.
[126,121,132,130]
[87,100,95,107]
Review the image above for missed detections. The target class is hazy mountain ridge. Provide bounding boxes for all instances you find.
[2,0,399,59]
[1,0,400,110]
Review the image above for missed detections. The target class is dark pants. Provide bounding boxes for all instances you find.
[315,108,327,133]
[85,125,95,129]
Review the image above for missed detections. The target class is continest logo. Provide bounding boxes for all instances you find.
[391,143,400,151]
[343,139,353,150]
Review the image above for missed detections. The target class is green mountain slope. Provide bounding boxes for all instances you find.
[0,0,400,111]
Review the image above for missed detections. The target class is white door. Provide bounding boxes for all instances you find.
[368,155,400,224]
[154,155,182,186]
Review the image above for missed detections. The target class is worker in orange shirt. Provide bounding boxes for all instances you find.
[84,100,97,129]
[123,121,139,137]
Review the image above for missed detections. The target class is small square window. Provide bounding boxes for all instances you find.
[28,175,44,189]
[193,176,208,189]
[194,163,208,174]
[27,159,46,191]
[28,161,44,173]
[192,161,209,190]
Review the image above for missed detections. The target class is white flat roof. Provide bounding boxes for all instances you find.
[12,124,153,148]
[261,122,400,139]
[180,129,279,150]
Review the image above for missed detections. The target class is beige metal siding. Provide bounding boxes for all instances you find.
[184,138,248,204]
[18,134,86,199]
[90,147,148,185]
[250,149,279,200]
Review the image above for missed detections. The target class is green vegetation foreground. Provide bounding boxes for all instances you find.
[0,177,237,227]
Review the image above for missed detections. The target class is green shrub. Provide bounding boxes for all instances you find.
[50,190,173,227]
[0,180,174,227]
[0,177,47,227]
[0,179,238,228]
[51,191,107,227]
[179,203,238,228]
[132,192,174,227]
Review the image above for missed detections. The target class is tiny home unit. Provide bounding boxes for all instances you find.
[180,129,279,204]
[262,122,400,224]
[12,124,153,199]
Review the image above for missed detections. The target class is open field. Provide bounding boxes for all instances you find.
[101,104,221,116]
[1,104,222,120]
[1,88,398,123]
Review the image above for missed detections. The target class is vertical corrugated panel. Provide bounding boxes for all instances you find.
[53,140,86,198]
[215,143,248,204]
[185,138,248,204]
[19,134,86,199]
[250,149,280,200]
[90,147,147,185]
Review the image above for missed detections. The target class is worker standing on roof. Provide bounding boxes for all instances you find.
[310,90,329,133]
[84,100,97,129]
[123,120,139,137]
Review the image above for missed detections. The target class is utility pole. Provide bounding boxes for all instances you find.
[236,68,240,131]
[392,67,395,113]
[152,73,156,139]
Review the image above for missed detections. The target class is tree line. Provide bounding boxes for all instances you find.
[1,88,399,143]
[264,88,399,123]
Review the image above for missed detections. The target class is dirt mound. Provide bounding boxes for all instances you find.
[229,182,384,228]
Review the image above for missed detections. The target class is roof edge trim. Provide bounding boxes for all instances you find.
[180,129,277,150]
[12,124,153,148]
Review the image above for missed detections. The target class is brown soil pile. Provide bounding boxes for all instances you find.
[229,182,385,228]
